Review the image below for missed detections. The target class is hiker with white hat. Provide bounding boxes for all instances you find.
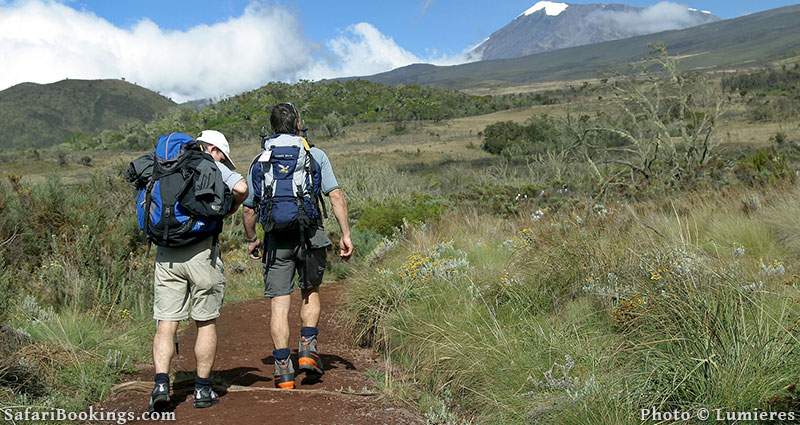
[197,130,246,199]
[145,129,248,412]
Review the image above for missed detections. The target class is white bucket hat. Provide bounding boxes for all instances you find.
[197,130,236,170]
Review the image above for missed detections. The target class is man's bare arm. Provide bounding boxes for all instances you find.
[328,189,353,259]
[227,179,248,216]
[243,206,260,259]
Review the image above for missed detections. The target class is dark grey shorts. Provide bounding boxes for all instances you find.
[263,243,327,298]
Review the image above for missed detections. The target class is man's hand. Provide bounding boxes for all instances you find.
[339,234,354,260]
[247,239,262,260]
[329,189,353,260]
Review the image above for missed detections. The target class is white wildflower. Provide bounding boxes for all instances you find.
[760,260,785,276]
[593,203,609,217]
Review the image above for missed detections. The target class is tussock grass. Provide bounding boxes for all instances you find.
[345,188,800,423]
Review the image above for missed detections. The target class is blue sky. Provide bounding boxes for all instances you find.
[73,0,799,57]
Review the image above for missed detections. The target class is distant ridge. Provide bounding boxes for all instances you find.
[0,79,176,149]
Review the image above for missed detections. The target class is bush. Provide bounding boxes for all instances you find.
[356,195,445,237]
[481,116,563,157]
[322,111,345,138]
[734,148,794,187]
[0,173,151,313]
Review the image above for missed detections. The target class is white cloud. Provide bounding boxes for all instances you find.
[304,22,478,80]
[0,1,470,102]
[304,22,422,81]
[588,2,715,35]
[0,1,314,101]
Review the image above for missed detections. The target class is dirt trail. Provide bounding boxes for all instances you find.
[100,283,421,424]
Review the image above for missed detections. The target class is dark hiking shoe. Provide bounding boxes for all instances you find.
[274,358,296,389]
[193,385,219,408]
[298,336,324,376]
[148,382,170,412]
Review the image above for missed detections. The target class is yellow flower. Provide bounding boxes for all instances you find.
[118,308,132,321]
[400,253,429,278]
[650,271,662,281]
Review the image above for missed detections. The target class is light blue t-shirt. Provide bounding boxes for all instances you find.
[215,161,244,191]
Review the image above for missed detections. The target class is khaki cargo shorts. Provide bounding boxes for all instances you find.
[153,239,225,322]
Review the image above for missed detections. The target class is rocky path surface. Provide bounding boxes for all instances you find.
[100,283,421,424]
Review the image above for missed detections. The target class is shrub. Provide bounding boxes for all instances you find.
[734,148,794,187]
[481,116,563,157]
[322,111,345,138]
[481,121,525,155]
[356,195,445,237]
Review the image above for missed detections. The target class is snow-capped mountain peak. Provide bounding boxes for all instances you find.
[474,2,720,61]
[521,1,569,17]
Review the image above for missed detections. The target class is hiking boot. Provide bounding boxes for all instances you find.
[298,335,324,376]
[192,385,219,408]
[273,358,296,389]
[148,382,170,412]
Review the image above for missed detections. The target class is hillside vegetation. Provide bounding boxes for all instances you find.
[359,5,800,90]
[0,79,176,149]
[65,79,557,150]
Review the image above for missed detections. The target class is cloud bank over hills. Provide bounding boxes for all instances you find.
[0,1,451,101]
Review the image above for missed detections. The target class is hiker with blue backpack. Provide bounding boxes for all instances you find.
[242,103,354,389]
[126,130,248,411]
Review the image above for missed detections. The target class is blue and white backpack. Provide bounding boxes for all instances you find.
[252,134,326,239]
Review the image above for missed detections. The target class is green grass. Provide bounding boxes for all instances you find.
[344,188,800,423]
[3,302,151,412]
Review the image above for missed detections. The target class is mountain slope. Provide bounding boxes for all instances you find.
[360,5,800,90]
[0,79,176,149]
[473,1,718,60]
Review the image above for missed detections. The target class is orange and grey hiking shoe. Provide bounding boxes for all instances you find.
[273,358,296,389]
[298,335,324,376]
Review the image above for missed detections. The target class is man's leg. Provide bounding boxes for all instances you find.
[299,288,320,327]
[153,320,179,374]
[298,246,327,376]
[270,295,292,349]
[298,287,324,376]
[264,243,299,389]
[270,294,295,388]
[185,246,225,408]
[150,320,178,411]
[194,319,217,379]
